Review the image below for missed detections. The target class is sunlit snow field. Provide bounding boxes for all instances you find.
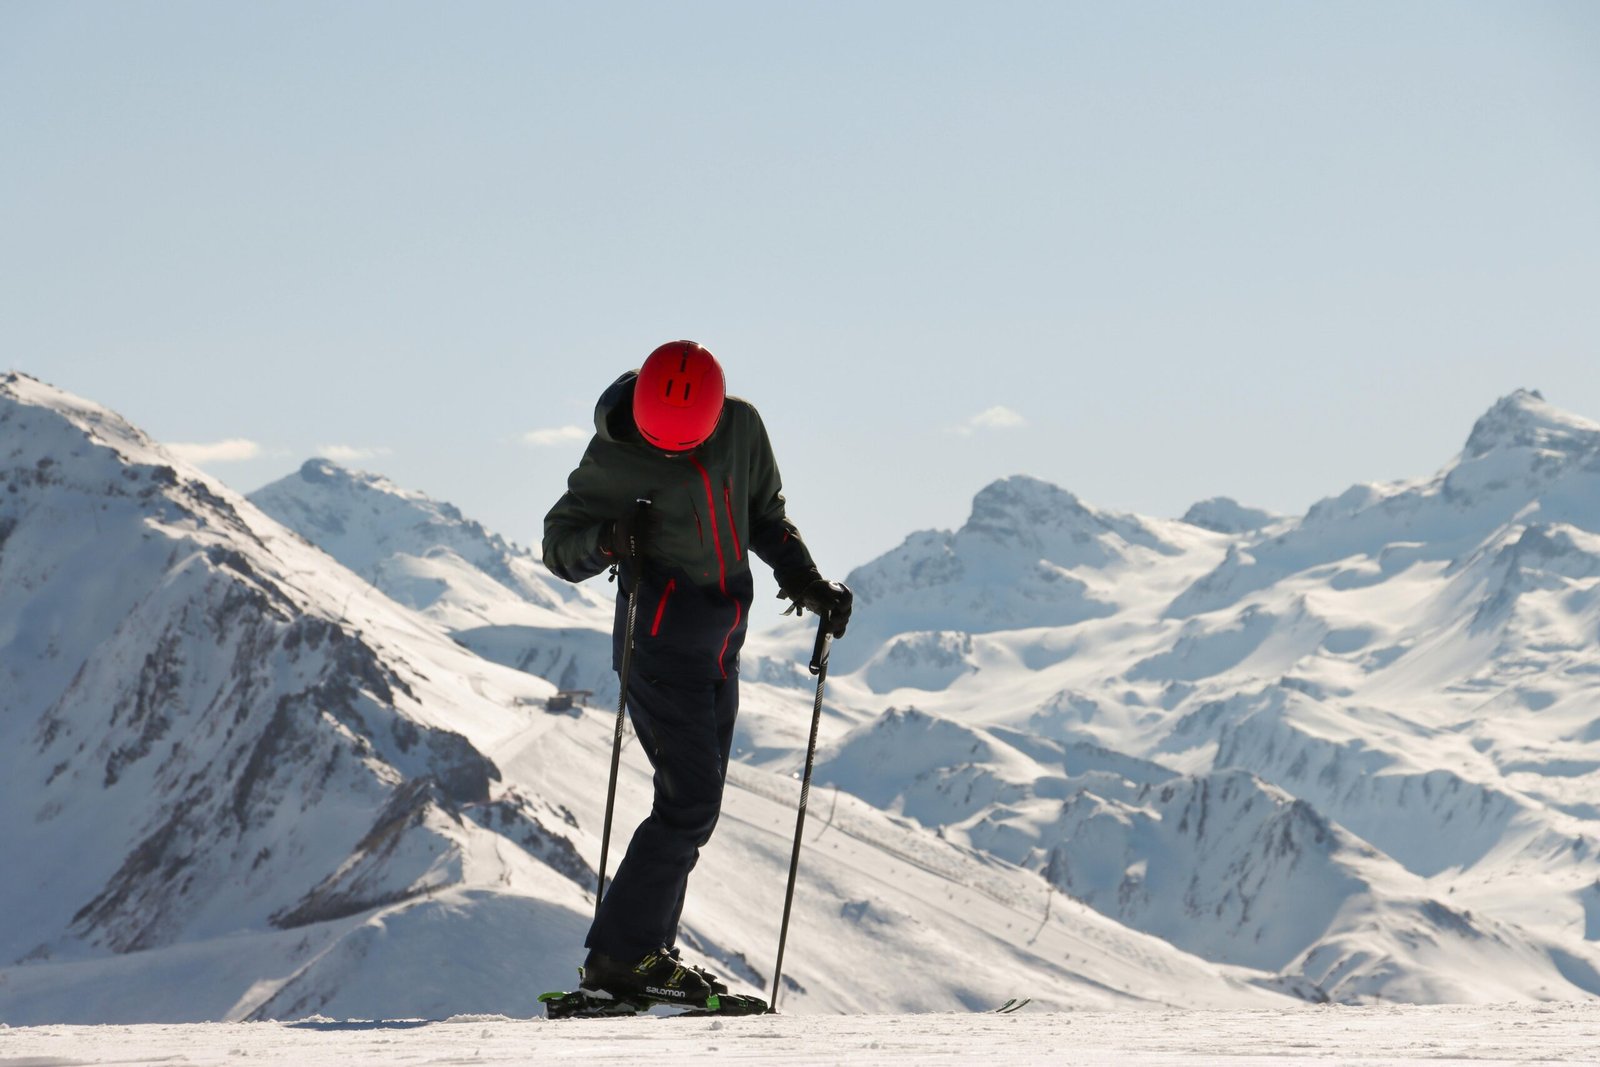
[4,1003,1599,1066]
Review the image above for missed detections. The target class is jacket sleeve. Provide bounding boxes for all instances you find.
[542,438,619,584]
[744,407,822,594]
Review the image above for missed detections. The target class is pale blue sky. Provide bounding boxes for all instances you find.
[3,1,1598,592]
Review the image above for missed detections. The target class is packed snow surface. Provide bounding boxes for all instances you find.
[2,1003,1598,1065]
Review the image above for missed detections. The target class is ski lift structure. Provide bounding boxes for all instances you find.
[544,689,593,715]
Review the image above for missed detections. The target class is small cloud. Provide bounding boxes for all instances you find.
[950,406,1028,437]
[521,425,590,447]
[316,444,394,463]
[167,438,263,465]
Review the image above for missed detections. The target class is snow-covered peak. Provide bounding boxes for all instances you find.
[4,371,146,445]
[252,459,605,620]
[966,475,1089,537]
[1439,391,1600,521]
[293,457,436,507]
[963,475,1183,559]
[1181,497,1285,536]
[1169,390,1600,619]
[251,457,613,701]
[839,476,1220,658]
[254,459,522,589]
[1,371,191,489]
[1462,389,1600,461]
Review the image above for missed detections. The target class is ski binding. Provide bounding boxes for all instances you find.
[539,988,769,1020]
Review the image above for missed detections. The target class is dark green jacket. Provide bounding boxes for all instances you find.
[542,372,819,680]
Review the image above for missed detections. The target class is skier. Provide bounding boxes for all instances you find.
[542,340,852,1005]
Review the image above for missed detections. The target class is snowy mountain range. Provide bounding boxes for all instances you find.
[2,374,1597,1022]
[0,373,1280,1023]
[0,373,597,1018]
[816,388,1600,1002]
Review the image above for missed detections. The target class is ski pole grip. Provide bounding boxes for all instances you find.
[809,612,832,675]
[626,498,652,561]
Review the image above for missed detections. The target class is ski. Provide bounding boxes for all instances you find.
[993,997,1032,1014]
[539,989,769,1020]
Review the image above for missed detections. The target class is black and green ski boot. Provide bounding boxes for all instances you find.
[580,947,721,1003]
[539,948,767,1018]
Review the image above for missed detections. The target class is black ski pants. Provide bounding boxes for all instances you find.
[585,672,738,961]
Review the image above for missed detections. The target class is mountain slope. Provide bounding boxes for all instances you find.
[814,389,1600,1003]
[0,373,590,974]
[0,372,1284,1022]
[233,386,1600,1007]
[813,704,1589,1002]
[250,460,617,702]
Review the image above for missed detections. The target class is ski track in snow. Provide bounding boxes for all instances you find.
[2,1004,1599,1065]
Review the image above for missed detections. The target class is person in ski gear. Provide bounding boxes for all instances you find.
[542,340,852,1002]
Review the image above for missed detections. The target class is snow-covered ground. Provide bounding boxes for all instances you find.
[3,1003,1598,1065]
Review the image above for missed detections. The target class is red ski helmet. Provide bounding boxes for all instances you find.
[634,340,725,451]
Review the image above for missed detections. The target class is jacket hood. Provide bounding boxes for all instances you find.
[594,371,639,444]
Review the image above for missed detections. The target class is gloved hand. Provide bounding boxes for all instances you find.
[602,500,658,563]
[782,577,853,638]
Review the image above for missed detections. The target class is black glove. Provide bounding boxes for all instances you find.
[782,577,852,638]
[602,500,657,563]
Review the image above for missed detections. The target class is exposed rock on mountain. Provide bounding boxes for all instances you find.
[0,373,587,971]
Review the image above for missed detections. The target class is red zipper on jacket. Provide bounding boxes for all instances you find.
[690,456,739,678]
[722,482,743,560]
[650,579,676,637]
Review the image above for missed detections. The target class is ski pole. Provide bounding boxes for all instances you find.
[594,500,650,926]
[769,611,832,1012]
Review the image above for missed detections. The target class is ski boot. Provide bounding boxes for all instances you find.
[540,947,767,1018]
[580,947,720,1003]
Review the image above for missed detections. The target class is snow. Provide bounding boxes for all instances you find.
[250,458,619,702]
[799,387,1600,1004]
[2,1003,1599,1065]
[7,372,1600,1025]
[0,372,1276,1025]
[0,372,596,1017]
